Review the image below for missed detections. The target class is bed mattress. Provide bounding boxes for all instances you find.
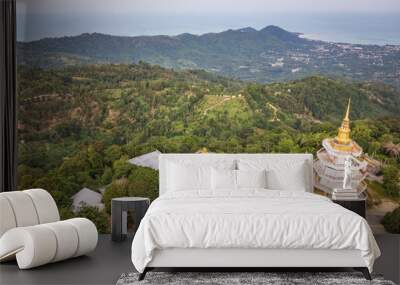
[131,190,380,273]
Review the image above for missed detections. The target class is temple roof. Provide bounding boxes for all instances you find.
[316,148,367,169]
[323,138,363,157]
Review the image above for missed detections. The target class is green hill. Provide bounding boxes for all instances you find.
[17,26,400,88]
[17,63,400,212]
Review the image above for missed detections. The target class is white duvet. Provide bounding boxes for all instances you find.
[131,190,380,273]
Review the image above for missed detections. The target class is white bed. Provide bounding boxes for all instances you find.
[131,154,380,280]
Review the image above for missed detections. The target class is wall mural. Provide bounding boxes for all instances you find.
[16,0,400,234]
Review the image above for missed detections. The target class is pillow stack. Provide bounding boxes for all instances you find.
[211,168,268,191]
[238,159,307,192]
[165,158,307,193]
[165,159,236,192]
[166,160,267,192]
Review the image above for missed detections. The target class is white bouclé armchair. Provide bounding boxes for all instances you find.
[0,189,98,269]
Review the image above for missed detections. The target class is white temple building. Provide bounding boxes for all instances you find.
[314,99,368,197]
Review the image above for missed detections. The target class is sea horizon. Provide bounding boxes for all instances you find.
[17,12,400,46]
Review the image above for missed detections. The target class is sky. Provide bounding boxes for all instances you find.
[16,0,400,44]
[17,0,400,14]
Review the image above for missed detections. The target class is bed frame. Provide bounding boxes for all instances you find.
[139,154,372,281]
[139,248,370,280]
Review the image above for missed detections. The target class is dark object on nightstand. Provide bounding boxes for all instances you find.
[111,197,150,242]
[332,198,366,218]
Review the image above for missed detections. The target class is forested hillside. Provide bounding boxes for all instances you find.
[17,63,400,226]
[17,26,400,88]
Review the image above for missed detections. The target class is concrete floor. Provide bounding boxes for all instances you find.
[374,234,400,284]
[0,235,134,285]
[1,234,399,285]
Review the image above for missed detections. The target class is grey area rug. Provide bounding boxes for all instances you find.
[116,272,395,285]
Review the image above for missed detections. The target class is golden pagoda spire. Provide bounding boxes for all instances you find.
[336,98,351,145]
[344,97,351,121]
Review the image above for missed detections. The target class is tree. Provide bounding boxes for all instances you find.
[104,145,123,164]
[382,165,400,197]
[244,144,263,153]
[112,156,134,179]
[101,167,113,185]
[87,144,104,178]
[17,164,44,190]
[368,141,380,156]
[76,204,109,234]
[33,172,78,205]
[59,207,75,220]
[18,143,48,169]
[382,207,400,234]
[53,120,81,139]
[103,178,130,214]
[128,167,159,201]
[275,137,300,153]
[352,123,372,150]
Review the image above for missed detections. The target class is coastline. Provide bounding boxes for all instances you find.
[299,33,400,46]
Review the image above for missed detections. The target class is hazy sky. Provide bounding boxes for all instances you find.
[17,0,400,14]
[17,0,400,43]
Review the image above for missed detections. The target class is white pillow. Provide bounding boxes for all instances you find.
[236,169,267,189]
[238,159,307,191]
[211,168,237,190]
[167,162,211,191]
[266,166,306,191]
[166,159,236,170]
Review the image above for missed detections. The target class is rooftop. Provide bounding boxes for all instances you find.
[128,150,161,170]
[72,187,104,212]
[323,138,363,157]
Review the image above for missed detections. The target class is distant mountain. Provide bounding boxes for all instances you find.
[17,26,400,88]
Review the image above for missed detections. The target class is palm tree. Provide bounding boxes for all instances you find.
[382,142,400,158]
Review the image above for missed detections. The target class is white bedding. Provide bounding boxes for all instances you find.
[131,190,380,273]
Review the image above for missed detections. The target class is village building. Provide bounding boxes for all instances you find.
[71,187,104,213]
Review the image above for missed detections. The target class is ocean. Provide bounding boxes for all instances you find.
[284,13,400,45]
[17,11,400,45]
